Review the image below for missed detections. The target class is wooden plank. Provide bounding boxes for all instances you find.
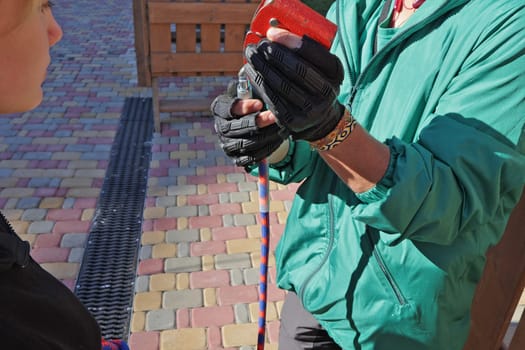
[151,52,243,75]
[148,2,259,24]
[159,98,214,113]
[464,190,525,350]
[224,23,248,52]
[201,23,221,52]
[132,0,151,86]
[142,0,257,131]
[509,310,525,350]
[149,23,172,53]
[175,24,197,52]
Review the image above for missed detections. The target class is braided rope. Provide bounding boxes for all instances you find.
[257,159,270,350]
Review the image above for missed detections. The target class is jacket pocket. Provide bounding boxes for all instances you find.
[298,195,336,302]
[366,226,408,306]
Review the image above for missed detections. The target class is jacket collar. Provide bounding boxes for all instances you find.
[401,0,470,32]
[352,0,470,87]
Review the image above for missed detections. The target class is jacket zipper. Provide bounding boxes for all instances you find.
[346,0,452,113]
[366,229,407,305]
[298,195,336,301]
[352,0,456,304]
[334,0,357,110]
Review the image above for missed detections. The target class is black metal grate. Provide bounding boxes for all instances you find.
[75,97,154,340]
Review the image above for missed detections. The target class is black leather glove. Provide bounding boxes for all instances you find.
[244,35,345,142]
[211,81,288,167]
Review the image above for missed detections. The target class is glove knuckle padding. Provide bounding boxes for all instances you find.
[260,41,337,99]
[218,121,286,166]
[217,112,258,138]
[296,35,344,86]
[245,48,313,132]
[244,37,345,141]
[243,63,280,121]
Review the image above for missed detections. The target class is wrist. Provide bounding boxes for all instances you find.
[309,109,357,151]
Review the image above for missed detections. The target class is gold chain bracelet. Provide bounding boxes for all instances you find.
[309,110,357,151]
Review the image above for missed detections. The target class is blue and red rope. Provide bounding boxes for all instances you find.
[101,338,130,350]
[237,67,270,349]
[257,159,270,350]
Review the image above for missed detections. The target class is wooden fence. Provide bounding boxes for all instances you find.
[133,0,258,132]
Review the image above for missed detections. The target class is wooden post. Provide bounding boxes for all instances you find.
[509,311,525,350]
[132,0,152,87]
[464,190,525,350]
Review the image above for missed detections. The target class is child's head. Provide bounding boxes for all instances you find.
[0,0,63,114]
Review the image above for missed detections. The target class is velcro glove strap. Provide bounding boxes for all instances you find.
[244,36,345,142]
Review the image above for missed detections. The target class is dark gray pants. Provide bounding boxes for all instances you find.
[279,292,342,349]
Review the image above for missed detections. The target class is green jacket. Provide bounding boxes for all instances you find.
[254,0,525,349]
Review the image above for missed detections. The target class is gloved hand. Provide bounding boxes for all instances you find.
[244,35,345,142]
[211,81,289,167]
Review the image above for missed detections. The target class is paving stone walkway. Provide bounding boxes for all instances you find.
[0,1,523,350]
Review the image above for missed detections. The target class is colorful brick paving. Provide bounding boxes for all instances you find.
[0,1,523,349]
[130,114,301,348]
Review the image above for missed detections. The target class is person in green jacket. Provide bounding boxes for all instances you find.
[212,0,525,348]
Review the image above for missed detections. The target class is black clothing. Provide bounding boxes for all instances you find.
[0,211,101,350]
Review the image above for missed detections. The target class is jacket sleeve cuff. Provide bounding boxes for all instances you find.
[269,138,296,169]
[355,138,400,203]
[243,139,296,175]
